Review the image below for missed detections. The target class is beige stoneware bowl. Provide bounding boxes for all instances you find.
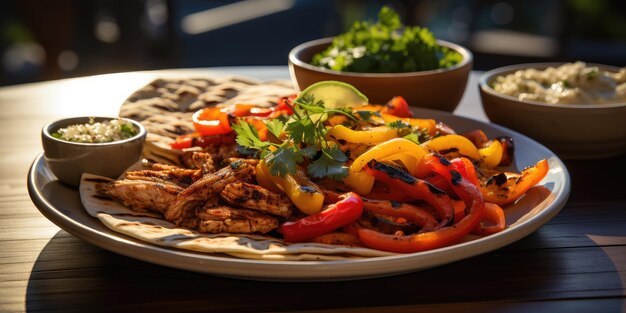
[479,63,626,159]
[289,37,473,112]
[41,116,146,187]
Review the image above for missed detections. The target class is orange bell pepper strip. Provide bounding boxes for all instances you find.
[192,107,232,136]
[481,159,549,206]
[358,154,485,253]
[473,203,506,235]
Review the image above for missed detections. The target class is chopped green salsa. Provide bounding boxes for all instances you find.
[311,6,462,73]
[52,118,138,143]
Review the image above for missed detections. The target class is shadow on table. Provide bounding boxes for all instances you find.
[24,228,623,313]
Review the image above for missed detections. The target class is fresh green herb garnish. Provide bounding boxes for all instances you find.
[233,94,354,180]
[120,124,137,136]
[387,120,411,129]
[355,110,381,123]
[311,6,461,73]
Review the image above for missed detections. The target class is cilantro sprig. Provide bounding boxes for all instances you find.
[233,94,357,180]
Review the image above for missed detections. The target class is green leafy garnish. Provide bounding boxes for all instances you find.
[355,110,380,122]
[264,119,284,139]
[387,120,411,129]
[307,145,349,180]
[120,123,137,137]
[311,6,461,73]
[265,144,302,177]
[232,121,270,150]
[233,93,356,180]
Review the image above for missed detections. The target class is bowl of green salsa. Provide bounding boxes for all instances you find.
[289,6,472,112]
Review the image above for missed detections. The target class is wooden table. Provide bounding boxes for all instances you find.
[2,67,625,312]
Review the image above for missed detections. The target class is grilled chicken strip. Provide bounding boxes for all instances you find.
[220,182,292,218]
[165,162,255,225]
[196,205,278,234]
[97,179,183,214]
[192,151,216,174]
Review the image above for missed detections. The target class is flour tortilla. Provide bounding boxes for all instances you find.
[79,76,396,260]
[119,76,295,166]
[79,173,395,260]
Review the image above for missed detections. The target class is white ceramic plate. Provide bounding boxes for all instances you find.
[28,108,571,281]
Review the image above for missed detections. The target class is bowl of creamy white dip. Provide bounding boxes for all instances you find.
[479,62,626,159]
[41,116,146,187]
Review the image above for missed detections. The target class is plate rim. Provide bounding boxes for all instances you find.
[27,108,571,281]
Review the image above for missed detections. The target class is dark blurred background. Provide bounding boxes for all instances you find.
[1,0,625,86]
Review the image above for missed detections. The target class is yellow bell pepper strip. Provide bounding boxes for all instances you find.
[380,113,438,136]
[256,161,324,215]
[357,154,485,253]
[326,125,398,145]
[481,159,549,206]
[478,140,503,169]
[280,192,363,242]
[343,170,375,195]
[380,152,419,175]
[422,135,481,161]
[255,162,282,193]
[364,160,455,229]
[350,138,429,173]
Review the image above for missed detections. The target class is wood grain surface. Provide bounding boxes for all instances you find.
[1,67,625,313]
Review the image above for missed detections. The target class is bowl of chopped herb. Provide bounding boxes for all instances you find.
[41,116,146,187]
[288,6,472,112]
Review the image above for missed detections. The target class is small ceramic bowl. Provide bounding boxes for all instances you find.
[41,116,146,187]
[479,63,626,159]
[288,37,473,112]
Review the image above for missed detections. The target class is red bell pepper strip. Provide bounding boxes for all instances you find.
[364,160,455,228]
[361,199,438,233]
[383,96,413,118]
[365,181,414,202]
[357,154,485,253]
[231,104,275,117]
[281,192,363,243]
[450,158,481,188]
[192,107,232,136]
[275,95,296,115]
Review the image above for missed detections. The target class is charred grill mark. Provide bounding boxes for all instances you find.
[252,190,262,201]
[368,160,416,185]
[450,170,462,186]
[299,185,317,193]
[436,154,452,166]
[438,148,458,156]
[426,183,446,195]
[494,173,508,185]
